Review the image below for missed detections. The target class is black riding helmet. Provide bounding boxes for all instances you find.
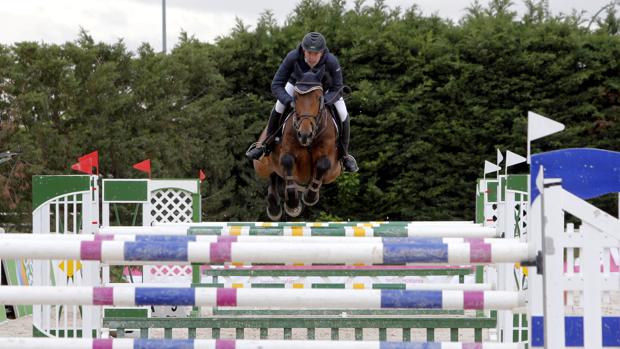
[301,32,326,52]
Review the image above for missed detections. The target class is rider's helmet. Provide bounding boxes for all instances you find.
[301,32,326,52]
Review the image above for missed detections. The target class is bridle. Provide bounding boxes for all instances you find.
[292,83,325,144]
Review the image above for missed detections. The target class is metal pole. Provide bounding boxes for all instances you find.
[162,0,167,53]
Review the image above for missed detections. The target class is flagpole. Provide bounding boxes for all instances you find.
[162,0,167,53]
[497,148,503,179]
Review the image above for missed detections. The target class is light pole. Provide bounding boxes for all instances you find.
[162,0,167,53]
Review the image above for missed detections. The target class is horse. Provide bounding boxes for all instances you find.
[253,65,342,220]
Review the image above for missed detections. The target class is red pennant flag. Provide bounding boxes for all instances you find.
[199,169,206,182]
[71,161,91,174]
[132,159,151,178]
[78,151,99,175]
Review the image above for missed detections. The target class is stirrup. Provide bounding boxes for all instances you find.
[245,142,265,160]
[246,142,259,153]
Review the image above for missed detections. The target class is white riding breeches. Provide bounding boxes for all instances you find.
[274,83,296,113]
[333,97,348,122]
[275,82,349,122]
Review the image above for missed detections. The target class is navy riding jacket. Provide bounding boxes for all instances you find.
[271,45,344,107]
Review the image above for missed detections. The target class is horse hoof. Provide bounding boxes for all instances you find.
[284,202,303,217]
[302,190,319,207]
[266,204,283,221]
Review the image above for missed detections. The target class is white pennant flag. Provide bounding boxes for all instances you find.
[484,160,500,175]
[528,111,565,142]
[527,111,565,163]
[506,150,527,167]
[497,148,504,165]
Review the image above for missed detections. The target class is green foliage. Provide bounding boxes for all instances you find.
[1,0,620,224]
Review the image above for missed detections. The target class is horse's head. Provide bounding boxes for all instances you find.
[292,65,325,147]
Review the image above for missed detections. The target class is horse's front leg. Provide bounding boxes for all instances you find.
[281,153,303,217]
[302,156,331,207]
[266,173,283,221]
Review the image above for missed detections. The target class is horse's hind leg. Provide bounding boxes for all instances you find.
[281,153,303,217]
[266,173,283,221]
[302,156,331,207]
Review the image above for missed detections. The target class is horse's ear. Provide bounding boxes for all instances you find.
[292,63,304,81]
[315,65,326,81]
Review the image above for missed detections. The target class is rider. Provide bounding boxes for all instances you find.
[245,32,359,173]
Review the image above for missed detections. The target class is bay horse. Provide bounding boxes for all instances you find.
[253,65,342,220]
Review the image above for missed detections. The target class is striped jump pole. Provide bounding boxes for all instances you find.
[0,286,525,310]
[104,281,494,291]
[161,221,409,227]
[203,282,494,291]
[0,233,515,245]
[100,224,498,238]
[0,338,523,349]
[107,222,407,235]
[189,225,499,238]
[0,239,532,265]
[155,221,472,227]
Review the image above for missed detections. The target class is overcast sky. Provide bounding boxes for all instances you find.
[0,0,615,53]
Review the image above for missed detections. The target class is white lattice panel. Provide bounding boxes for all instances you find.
[145,188,194,282]
[146,188,195,317]
[146,265,193,281]
[150,189,193,223]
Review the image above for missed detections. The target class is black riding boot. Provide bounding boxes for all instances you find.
[341,118,359,173]
[246,109,282,160]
